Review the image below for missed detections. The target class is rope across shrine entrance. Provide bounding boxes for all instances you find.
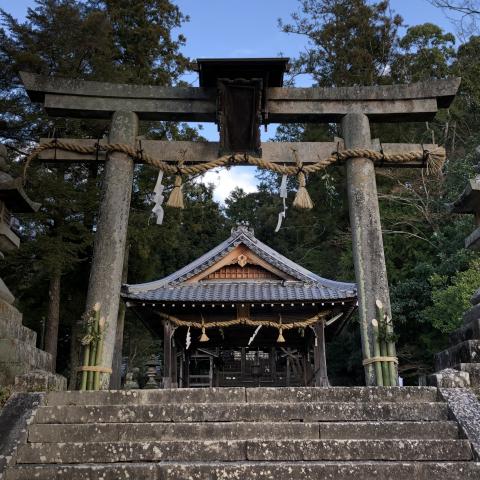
[22,139,446,211]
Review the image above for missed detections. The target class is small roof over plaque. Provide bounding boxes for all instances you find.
[196,58,289,88]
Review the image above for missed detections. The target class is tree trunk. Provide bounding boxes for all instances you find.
[44,271,61,369]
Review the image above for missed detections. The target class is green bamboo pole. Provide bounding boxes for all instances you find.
[385,315,398,386]
[80,323,92,391]
[94,316,105,390]
[371,319,384,386]
[87,305,100,390]
[375,300,391,386]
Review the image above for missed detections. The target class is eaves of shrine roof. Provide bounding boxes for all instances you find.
[122,281,355,303]
[122,225,356,301]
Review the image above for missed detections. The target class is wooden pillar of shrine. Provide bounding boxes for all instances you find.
[171,340,178,388]
[163,321,172,388]
[313,320,329,387]
[84,111,138,389]
[342,113,398,386]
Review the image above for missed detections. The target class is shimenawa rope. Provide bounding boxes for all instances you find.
[22,140,446,211]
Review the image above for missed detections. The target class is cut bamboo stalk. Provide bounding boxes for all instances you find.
[375,300,391,386]
[371,319,384,386]
[94,316,105,390]
[87,304,100,390]
[80,324,91,391]
[386,315,398,386]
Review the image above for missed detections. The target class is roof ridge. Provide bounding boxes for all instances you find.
[124,227,356,295]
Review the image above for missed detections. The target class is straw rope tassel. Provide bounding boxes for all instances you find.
[292,149,314,209]
[166,151,186,209]
[277,314,285,343]
[199,315,209,342]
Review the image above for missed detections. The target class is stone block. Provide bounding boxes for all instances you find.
[449,318,480,345]
[0,314,36,346]
[0,300,22,325]
[319,421,459,440]
[18,440,246,464]
[457,363,480,387]
[464,303,480,325]
[245,439,472,461]
[0,278,14,305]
[0,338,53,385]
[28,421,319,443]
[6,462,480,480]
[33,401,449,424]
[246,386,439,404]
[435,340,480,371]
[428,368,471,388]
[14,370,66,393]
[44,387,245,406]
[439,388,480,460]
[0,392,44,475]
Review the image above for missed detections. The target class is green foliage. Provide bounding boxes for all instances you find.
[280,0,403,86]
[423,259,480,333]
[1,0,480,386]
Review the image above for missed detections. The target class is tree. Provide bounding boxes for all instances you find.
[279,0,403,86]
[428,1,480,36]
[0,0,193,379]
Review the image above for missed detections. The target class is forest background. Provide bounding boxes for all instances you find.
[1,0,480,386]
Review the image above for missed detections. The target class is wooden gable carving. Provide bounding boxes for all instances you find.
[186,244,294,283]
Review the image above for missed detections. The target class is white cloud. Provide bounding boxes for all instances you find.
[198,166,259,204]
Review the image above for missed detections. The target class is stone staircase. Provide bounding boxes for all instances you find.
[0,299,65,391]
[3,387,480,479]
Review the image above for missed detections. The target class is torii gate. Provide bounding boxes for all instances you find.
[19,58,460,388]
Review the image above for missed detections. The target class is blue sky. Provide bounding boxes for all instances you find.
[0,0,461,201]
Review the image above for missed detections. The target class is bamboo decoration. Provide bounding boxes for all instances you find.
[371,319,384,387]
[87,307,99,391]
[80,318,93,391]
[375,299,399,387]
[79,303,108,391]
[385,312,398,387]
[93,316,106,390]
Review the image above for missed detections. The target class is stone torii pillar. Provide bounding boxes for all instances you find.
[342,113,392,385]
[19,67,460,387]
[83,111,138,388]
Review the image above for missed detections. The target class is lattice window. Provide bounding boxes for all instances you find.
[203,264,280,280]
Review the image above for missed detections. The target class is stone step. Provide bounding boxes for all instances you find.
[0,314,37,345]
[435,340,480,371]
[27,420,459,443]
[6,461,480,480]
[245,386,439,404]
[16,439,473,464]
[43,386,440,406]
[34,401,448,424]
[0,339,53,385]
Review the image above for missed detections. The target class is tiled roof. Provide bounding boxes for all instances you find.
[123,281,356,303]
[122,225,357,303]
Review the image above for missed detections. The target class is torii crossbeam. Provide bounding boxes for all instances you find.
[19,61,460,388]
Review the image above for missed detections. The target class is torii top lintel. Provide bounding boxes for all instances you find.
[20,68,460,124]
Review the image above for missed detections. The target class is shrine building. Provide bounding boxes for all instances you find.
[122,225,357,388]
